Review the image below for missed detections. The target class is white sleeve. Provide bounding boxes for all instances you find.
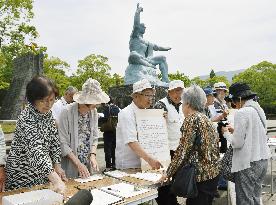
[230,111,248,148]
[0,128,6,165]
[119,111,138,145]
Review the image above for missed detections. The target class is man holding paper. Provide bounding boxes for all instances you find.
[115,79,162,170]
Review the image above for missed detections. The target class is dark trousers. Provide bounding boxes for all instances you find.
[186,175,219,205]
[103,132,116,168]
[156,150,179,205]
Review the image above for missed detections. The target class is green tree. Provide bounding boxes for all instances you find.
[233,61,276,113]
[168,70,191,87]
[210,69,216,79]
[71,54,119,92]
[207,76,230,88]
[191,77,208,87]
[43,56,71,96]
[0,0,46,88]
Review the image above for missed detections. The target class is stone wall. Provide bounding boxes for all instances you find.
[0,53,43,120]
[108,84,168,109]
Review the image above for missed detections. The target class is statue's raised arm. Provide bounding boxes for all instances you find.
[134,3,143,27]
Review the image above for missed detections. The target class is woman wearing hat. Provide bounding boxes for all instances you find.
[58,78,110,178]
[222,82,270,205]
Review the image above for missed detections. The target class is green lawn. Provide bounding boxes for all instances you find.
[0,124,16,133]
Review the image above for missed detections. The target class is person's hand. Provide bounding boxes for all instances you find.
[158,173,168,185]
[0,166,6,192]
[221,126,229,134]
[163,111,168,119]
[148,158,163,170]
[48,171,66,195]
[222,109,229,118]
[54,164,68,182]
[226,125,234,134]
[77,163,90,179]
[90,154,99,172]
[136,3,143,13]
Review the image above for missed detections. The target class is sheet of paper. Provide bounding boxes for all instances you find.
[135,109,170,170]
[90,189,123,205]
[74,175,103,183]
[104,170,129,178]
[129,172,162,182]
[100,182,149,198]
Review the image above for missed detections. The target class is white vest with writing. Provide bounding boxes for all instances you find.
[160,98,184,151]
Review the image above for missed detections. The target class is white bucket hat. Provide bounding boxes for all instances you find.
[213,82,228,91]
[132,79,153,94]
[168,80,185,91]
[73,78,110,104]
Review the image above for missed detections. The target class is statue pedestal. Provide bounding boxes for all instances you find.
[108,85,168,109]
[124,64,168,87]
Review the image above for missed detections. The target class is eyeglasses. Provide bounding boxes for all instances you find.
[38,98,55,105]
[140,94,155,99]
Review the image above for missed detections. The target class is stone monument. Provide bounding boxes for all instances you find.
[124,3,171,87]
[0,53,43,120]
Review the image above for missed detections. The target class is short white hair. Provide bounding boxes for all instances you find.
[182,85,207,111]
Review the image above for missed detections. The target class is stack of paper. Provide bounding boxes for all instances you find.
[90,189,122,205]
[100,182,149,198]
[74,174,104,183]
[2,189,63,205]
[130,172,162,182]
[104,170,129,178]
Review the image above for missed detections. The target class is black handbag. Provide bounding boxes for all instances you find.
[170,119,201,198]
[220,145,235,182]
[170,163,198,198]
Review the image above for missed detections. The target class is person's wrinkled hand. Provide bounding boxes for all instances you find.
[77,163,90,179]
[222,109,229,118]
[54,164,68,182]
[0,166,6,192]
[90,155,99,172]
[158,173,168,185]
[48,171,66,195]
[221,126,229,134]
[226,125,234,134]
[148,158,163,170]
[163,111,168,119]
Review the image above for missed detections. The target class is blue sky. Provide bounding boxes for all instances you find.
[32,0,276,78]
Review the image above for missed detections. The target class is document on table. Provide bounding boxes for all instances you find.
[74,174,103,183]
[100,182,149,198]
[104,170,129,178]
[91,189,123,205]
[135,109,170,170]
[130,172,162,182]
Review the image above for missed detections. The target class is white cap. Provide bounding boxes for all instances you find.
[213,82,228,91]
[168,80,185,91]
[132,79,153,94]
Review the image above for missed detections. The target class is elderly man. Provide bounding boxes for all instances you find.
[52,86,78,123]
[115,79,162,170]
[154,80,185,159]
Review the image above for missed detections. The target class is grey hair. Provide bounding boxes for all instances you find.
[182,85,207,112]
[65,86,78,94]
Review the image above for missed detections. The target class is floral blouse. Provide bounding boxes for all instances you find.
[166,112,220,182]
[77,113,91,166]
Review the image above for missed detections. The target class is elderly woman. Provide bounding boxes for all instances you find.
[160,85,220,205]
[222,82,270,205]
[59,78,109,178]
[5,76,66,193]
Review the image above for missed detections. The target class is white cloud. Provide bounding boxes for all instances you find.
[32,0,276,78]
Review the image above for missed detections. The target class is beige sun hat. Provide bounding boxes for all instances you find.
[73,78,110,104]
[132,79,153,94]
[168,80,185,91]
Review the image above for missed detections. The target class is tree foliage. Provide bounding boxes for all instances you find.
[0,0,46,89]
[168,71,191,87]
[210,69,216,79]
[43,56,71,96]
[233,61,276,113]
